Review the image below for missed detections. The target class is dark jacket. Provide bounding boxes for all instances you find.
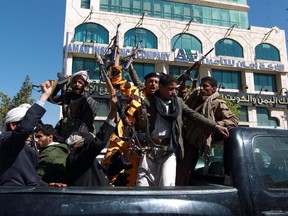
[66,121,115,186]
[147,94,217,159]
[0,103,47,186]
[51,89,99,140]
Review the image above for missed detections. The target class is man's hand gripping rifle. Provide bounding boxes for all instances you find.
[95,53,116,95]
[104,28,148,156]
[177,48,214,93]
[122,40,143,71]
[104,23,121,70]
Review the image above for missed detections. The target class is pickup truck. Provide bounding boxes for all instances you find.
[0,127,287,215]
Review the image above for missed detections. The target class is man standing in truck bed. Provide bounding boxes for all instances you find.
[102,64,161,186]
[49,71,99,141]
[136,74,229,186]
[176,76,238,186]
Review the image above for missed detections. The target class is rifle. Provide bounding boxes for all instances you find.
[105,23,121,69]
[122,40,143,71]
[32,72,71,93]
[95,53,116,95]
[177,48,214,90]
[96,51,136,146]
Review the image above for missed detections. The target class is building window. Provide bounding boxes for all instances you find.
[212,69,241,89]
[171,33,202,52]
[133,62,155,81]
[81,0,90,9]
[256,107,279,127]
[255,43,280,61]
[217,0,247,4]
[72,57,99,80]
[239,106,248,122]
[215,38,243,58]
[124,28,157,49]
[219,0,247,5]
[254,73,276,92]
[74,23,109,44]
[100,0,249,29]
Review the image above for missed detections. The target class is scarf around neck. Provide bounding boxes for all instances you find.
[151,91,180,152]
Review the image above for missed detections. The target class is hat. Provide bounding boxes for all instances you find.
[72,70,90,83]
[144,72,162,80]
[3,103,31,132]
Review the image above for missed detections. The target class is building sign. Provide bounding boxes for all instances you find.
[221,92,288,108]
[67,43,285,72]
[67,43,170,61]
[174,49,285,71]
[88,82,111,99]
[174,49,199,62]
[203,57,285,71]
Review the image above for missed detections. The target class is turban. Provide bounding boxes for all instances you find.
[3,103,31,132]
[72,70,90,83]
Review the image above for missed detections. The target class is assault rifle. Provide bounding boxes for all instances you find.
[32,72,71,93]
[122,40,143,71]
[105,23,121,69]
[177,48,214,90]
[95,53,116,95]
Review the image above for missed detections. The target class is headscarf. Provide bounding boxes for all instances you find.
[71,70,90,83]
[3,103,31,132]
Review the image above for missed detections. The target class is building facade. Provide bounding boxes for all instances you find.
[62,0,288,129]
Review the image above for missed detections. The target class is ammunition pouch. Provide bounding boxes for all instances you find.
[150,138,175,152]
[147,139,174,161]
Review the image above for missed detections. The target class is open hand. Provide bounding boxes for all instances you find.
[215,125,229,139]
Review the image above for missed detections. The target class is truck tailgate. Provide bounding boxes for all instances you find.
[0,185,241,215]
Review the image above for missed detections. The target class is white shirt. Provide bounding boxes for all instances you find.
[151,100,172,140]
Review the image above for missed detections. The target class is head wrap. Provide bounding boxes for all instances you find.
[3,103,31,132]
[65,131,95,146]
[72,70,90,83]
[65,131,85,146]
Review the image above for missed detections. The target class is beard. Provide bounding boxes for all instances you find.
[72,86,84,95]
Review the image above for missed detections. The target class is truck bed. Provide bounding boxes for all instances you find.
[0,185,241,215]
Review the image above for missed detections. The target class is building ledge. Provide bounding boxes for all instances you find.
[166,0,250,12]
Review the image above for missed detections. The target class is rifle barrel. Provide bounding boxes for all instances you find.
[177,48,214,83]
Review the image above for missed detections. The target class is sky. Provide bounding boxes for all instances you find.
[0,0,287,126]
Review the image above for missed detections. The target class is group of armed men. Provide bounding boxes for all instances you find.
[0,49,238,187]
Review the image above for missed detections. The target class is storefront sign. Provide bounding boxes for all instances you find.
[88,82,110,98]
[203,57,285,71]
[67,43,170,61]
[67,43,285,72]
[174,49,199,62]
[221,92,288,108]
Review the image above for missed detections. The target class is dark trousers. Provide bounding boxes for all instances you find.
[176,144,199,186]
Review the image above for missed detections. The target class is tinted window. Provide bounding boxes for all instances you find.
[253,136,288,189]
